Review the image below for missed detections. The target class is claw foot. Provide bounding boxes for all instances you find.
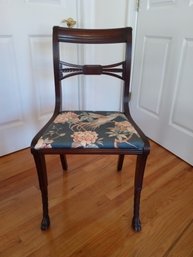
[41,216,50,231]
[132,217,141,232]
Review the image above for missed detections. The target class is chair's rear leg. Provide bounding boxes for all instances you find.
[32,151,50,230]
[132,153,148,232]
[60,154,68,171]
[117,154,124,171]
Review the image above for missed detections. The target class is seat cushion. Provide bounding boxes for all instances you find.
[34,111,144,150]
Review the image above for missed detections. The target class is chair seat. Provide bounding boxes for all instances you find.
[35,111,144,150]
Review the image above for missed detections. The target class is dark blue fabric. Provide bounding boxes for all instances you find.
[34,111,144,150]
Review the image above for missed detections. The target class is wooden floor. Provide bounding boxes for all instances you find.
[0,141,193,257]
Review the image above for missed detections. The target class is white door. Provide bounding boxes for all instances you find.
[131,0,193,165]
[0,0,79,155]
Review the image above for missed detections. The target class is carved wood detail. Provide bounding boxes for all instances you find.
[59,61,125,80]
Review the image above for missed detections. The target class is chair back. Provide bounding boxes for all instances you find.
[52,26,132,113]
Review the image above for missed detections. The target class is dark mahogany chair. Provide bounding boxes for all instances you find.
[31,26,150,232]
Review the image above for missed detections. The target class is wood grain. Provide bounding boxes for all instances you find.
[0,141,193,257]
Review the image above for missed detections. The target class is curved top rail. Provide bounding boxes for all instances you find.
[53,26,132,44]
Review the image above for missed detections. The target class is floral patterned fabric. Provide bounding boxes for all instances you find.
[34,111,144,150]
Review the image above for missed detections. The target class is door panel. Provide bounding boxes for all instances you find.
[30,36,54,121]
[131,0,193,165]
[0,36,23,125]
[171,39,193,133]
[138,36,170,117]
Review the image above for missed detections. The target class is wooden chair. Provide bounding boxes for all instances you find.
[31,26,150,232]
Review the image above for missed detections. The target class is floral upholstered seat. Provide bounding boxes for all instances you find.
[35,111,144,150]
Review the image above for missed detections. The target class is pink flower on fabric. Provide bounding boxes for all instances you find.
[114,121,137,134]
[71,131,98,147]
[54,112,79,124]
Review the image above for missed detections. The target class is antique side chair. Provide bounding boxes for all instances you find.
[31,26,150,232]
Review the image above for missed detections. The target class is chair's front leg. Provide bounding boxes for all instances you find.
[32,151,50,230]
[132,153,148,232]
[40,188,50,231]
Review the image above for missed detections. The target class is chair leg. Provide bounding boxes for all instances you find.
[32,151,50,230]
[132,153,148,232]
[117,154,124,171]
[60,154,68,171]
